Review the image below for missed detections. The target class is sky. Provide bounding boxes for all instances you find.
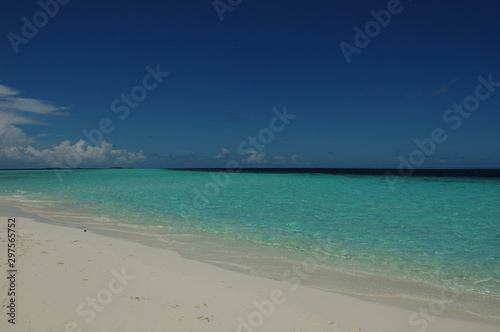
[0,0,499,169]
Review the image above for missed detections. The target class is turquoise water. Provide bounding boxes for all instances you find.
[1,169,500,306]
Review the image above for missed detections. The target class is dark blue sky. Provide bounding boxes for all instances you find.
[1,0,499,168]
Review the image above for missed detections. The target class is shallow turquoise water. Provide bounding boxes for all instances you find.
[1,169,499,298]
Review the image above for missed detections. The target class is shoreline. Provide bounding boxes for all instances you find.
[3,197,500,321]
[1,202,499,331]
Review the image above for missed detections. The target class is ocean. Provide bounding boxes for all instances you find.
[1,168,499,318]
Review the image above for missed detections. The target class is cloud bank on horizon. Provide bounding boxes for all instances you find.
[0,84,146,168]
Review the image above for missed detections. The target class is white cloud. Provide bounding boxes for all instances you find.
[0,97,59,114]
[0,111,46,126]
[0,84,65,131]
[0,123,34,148]
[0,85,20,98]
[0,139,146,167]
[243,149,267,164]
[272,155,287,164]
[213,147,229,159]
[291,154,299,164]
[0,84,147,168]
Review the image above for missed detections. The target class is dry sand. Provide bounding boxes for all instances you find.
[1,216,498,332]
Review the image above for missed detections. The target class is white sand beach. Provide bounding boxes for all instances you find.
[1,214,499,332]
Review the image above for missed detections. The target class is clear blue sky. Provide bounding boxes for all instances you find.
[1,0,499,168]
